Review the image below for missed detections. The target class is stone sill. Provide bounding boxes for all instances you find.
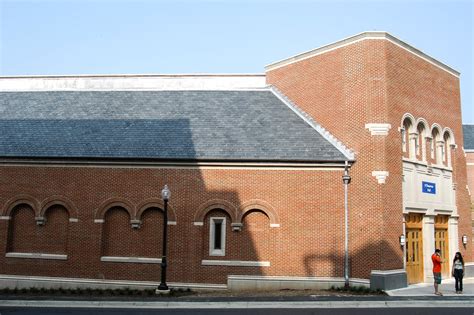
[101,256,161,264]
[5,252,67,260]
[202,260,270,267]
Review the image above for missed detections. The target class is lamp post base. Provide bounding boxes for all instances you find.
[155,288,171,295]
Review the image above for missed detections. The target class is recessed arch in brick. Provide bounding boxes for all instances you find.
[401,113,416,132]
[236,199,280,227]
[135,198,177,223]
[39,196,79,220]
[431,123,443,140]
[2,195,40,217]
[194,199,238,225]
[95,198,134,221]
[415,117,429,137]
[442,127,455,145]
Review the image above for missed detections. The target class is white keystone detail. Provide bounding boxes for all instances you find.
[365,123,392,136]
[372,171,389,184]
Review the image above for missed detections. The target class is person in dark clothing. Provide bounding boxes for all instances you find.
[451,252,465,294]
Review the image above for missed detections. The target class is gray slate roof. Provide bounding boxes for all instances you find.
[463,124,474,150]
[0,90,348,162]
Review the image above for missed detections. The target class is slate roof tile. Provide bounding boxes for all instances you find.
[0,90,348,162]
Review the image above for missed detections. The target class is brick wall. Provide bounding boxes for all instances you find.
[267,38,472,273]
[0,165,349,284]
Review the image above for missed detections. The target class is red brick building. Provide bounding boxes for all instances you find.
[0,32,471,291]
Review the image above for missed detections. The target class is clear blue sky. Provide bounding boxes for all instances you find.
[1,0,473,123]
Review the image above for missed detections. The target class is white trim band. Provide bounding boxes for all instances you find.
[101,256,162,264]
[365,123,392,136]
[0,216,10,220]
[6,252,67,260]
[202,260,270,267]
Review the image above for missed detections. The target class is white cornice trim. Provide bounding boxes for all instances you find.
[270,87,355,161]
[0,73,266,79]
[265,31,459,77]
[0,75,267,91]
[0,159,347,170]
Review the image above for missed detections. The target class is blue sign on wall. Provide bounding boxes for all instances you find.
[422,181,436,194]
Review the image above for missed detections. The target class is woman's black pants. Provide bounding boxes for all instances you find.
[454,269,463,291]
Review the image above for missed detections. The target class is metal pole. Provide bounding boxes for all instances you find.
[343,161,351,289]
[402,217,406,271]
[158,198,169,291]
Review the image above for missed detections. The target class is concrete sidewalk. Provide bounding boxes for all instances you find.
[387,277,474,296]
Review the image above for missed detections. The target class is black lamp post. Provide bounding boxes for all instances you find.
[157,184,170,292]
[342,161,351,289]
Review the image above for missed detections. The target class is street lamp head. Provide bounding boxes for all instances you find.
[399,234,405,247]
[462,235,468,246]
[342,174,351,185]
[161,185,171,201]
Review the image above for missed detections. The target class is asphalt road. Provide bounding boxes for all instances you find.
[1,308,474,315]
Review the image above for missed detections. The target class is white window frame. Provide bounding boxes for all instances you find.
[209,217,226,256]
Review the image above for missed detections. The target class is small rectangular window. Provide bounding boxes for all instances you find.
[214,221,222,250]
[209,217,226,256]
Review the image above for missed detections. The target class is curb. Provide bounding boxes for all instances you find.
[1,299,474,309]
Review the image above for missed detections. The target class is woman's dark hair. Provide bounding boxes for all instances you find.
[453,252,464,264]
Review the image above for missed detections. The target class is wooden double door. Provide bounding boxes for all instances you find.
[405,214,451,284]
[405,214,424,284]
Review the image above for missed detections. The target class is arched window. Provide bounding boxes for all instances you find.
[443,129,455,167]
[416,119,428,162]
[431,125,442,164]
[401,115,416,158]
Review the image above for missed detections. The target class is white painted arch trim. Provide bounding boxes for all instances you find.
[202,260,270,267]
[265,31,459,77]
[101,256,162,264]
[6,252,67,260]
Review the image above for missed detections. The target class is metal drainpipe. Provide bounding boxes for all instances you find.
[342,161,352,288]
